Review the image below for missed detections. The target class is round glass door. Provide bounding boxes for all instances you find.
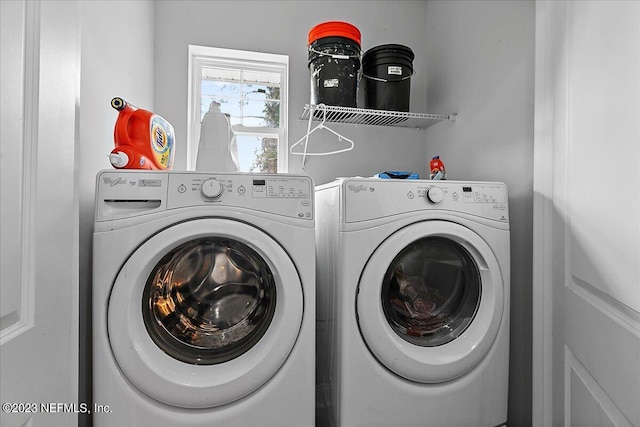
[357,221,504,384]
[142,237,277,365]
[108,218,303,409]
[381,236,481,347]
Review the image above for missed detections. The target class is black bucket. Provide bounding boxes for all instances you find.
[308,36,361,108]
[362,44,414,112]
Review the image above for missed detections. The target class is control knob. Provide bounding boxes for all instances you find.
[425,186,444,204]
[201,178,223,199]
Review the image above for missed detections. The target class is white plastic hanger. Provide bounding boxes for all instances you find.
[290,104,354,168]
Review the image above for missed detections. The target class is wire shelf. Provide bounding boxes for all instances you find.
[299,104,456,129]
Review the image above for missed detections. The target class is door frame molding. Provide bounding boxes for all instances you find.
[532,1,564,425]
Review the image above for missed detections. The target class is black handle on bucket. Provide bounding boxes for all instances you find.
[362,70,415,83]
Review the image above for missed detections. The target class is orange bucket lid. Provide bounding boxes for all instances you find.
[308,21,361,46]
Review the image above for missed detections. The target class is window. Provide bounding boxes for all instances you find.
[188,45,288,172]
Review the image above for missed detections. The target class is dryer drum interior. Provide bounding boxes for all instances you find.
[381,236,481,347]
[142,237,277,365]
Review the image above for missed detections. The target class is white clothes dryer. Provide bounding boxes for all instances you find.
[93,170,315,426]
[315,178,510,427]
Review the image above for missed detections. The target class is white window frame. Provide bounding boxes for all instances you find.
[187,45,289,172]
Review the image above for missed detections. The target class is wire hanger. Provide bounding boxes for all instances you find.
[290,104,354,168]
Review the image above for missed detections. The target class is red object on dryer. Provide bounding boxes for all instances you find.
[429,156,446,180]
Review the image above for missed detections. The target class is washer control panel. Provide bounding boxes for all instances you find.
[95,171,313,221]
[167,173,313,220]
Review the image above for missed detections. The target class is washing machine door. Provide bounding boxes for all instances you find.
[356,220,504,383]
[107,218,303,408]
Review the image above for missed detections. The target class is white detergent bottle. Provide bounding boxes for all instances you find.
[196,101,239,172]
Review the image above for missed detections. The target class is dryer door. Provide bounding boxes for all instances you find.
[356,220,504,383]
[108,218,303,408]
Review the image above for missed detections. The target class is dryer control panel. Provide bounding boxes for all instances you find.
[341,178,508,224]
[95,171,313,222]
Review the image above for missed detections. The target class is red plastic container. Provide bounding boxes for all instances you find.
[109,97,175,170]
[429,156,446,180]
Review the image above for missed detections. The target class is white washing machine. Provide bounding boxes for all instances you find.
[315,178,510,427]
[93,170,315,426]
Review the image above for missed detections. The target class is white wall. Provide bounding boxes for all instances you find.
[425,1,534,426]
[154,0,431,183]
[78,2,155,426]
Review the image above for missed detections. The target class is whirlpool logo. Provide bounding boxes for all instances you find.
[347,184,375,194]
[102,177,127,187]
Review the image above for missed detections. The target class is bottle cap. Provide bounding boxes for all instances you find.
[109,151,129,168]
